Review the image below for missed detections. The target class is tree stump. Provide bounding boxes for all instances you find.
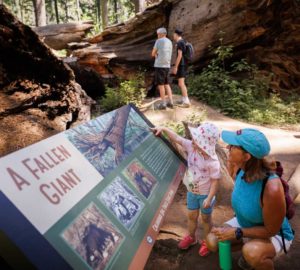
[0,5,93,156]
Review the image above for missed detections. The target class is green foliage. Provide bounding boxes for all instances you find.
[99,74,146,112]
[52,49,67,57]
[187,40,300,125]
[165,121,185,137]
[165,111,207,137]
[248,95,300,125]
[4,0,137,28]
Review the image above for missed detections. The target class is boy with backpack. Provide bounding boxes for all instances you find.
[172,29,194,108]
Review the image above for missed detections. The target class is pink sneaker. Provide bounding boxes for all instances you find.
[199,240,210,257]
[178,235,197,250]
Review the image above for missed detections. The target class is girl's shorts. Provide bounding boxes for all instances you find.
[187,192,215,214]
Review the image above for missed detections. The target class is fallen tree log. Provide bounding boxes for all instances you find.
[73,0,300,93]
[33,21,94,50]
[0,5,93,157]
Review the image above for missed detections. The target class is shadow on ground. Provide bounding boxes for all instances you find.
[146,202,300,270]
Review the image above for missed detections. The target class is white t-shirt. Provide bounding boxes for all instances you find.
[181,138,221,195]
[153,37,173,68]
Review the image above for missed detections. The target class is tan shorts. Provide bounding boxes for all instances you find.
[225,217,293,256]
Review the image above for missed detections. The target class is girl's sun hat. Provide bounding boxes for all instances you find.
[188,122,220,160]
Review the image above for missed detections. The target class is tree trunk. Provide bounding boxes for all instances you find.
[101,0,108,29]
[0,5,93,156]
[96,0,101,26]
[73,0,300,94]
[20,0,24,22]
[113,0,118,23]
[14,0,22,21]
[76,0,81,21]
[133,0,145,13]
[33,21,94,50]
[54,0,59,23]
[64,0,69,22]
[33,0,46,26]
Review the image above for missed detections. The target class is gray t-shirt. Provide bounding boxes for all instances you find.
[153,37,173,68]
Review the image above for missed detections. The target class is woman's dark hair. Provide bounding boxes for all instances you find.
[244,156,275,182]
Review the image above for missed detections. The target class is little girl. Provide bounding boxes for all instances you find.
[152,122,221,256]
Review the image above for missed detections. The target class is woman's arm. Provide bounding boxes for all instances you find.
[151,126,183,146]
[212,178,286,240]
[243,178,286,238]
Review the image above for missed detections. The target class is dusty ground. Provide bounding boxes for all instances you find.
[144,97,300,270]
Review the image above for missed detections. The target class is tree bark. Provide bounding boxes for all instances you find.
[33,0,46,26]
[96,0,101,26]
[33,21,94,50]
[76,0,81,21]
[54,0,59,23]
[0,5,93,156]
[133,0,145,13]
[73,0,300,94]
[101,0,108,29]
[64,0,69,22]
[113,0,118,24]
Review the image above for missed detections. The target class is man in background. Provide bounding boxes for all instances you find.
[152,27,174,110]
[172,29,191,108]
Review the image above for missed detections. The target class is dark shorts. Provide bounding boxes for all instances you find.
[177,65,188,79]
[155,68,170,85]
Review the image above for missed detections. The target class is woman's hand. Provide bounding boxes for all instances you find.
[211,227,236,242]
[150,127,164,136]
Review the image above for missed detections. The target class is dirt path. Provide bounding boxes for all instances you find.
[144,97,300,270]
[145,97,300,179]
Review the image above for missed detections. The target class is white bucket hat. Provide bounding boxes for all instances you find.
[188,122,220,160]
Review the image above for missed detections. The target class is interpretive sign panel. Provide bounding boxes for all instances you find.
[0,105,186,270]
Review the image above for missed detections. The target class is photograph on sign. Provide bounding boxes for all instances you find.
[123,159,157,199]
[66,106,151,177]
[98,176,144,230]
[61,203,124,270]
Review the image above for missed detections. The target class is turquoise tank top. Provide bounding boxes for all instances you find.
[232,169,294,241]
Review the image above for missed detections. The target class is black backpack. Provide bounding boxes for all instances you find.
[183,41,194,63]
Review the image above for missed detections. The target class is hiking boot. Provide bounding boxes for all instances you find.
[155,103,167,110]
[167,102,174,109]
[199,240,210,257]
[178,235,197,250]
[238,256,253,270]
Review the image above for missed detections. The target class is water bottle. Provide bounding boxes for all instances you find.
[218,240,232,270]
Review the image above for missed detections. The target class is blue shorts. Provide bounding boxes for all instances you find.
[187,192,215,214]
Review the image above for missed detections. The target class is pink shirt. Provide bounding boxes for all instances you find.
[181,138,221,195]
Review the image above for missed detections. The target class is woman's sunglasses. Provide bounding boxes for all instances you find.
[228,145,247,152]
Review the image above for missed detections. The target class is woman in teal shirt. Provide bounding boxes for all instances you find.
[207,128,294,270]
